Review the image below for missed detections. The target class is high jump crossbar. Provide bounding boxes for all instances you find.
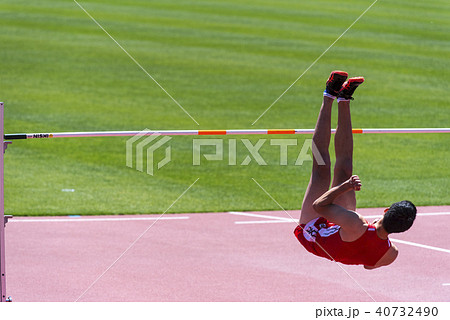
[4,128,450,140]
[1,101,449,302]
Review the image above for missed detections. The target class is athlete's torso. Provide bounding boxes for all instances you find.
[295,217,391,266]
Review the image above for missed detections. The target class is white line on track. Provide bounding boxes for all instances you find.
[390,238,450,254]
[235,220,293,225]
[10,216,189,223]
[228,211,294,224]
[230,211,450,224]
[442,284,450,286]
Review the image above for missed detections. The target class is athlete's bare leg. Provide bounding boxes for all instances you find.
[299,96,332,224]
[331,77,365,210]
[299,71,349,225]
[331,100,356,211]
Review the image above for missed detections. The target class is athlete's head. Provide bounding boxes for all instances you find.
[382,200,417,234]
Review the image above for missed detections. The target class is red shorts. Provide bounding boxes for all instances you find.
[294,224,314,252]
[293,217,340,259]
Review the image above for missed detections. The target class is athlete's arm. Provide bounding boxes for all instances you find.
[312,175,364,230]
[313,175,361,208]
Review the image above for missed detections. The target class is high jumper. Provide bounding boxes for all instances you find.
[294,71,417,269]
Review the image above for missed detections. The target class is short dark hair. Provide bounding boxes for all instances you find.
[382,200,417,234]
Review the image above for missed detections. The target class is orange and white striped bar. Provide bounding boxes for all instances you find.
[4,128,450,140]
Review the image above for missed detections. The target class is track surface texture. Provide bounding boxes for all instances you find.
[4,206,450,302]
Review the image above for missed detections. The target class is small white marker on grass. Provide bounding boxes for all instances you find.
[61,189,75,192]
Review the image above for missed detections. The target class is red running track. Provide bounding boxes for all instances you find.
[4,206,450,302]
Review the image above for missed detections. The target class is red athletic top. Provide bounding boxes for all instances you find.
[294,217,391,266]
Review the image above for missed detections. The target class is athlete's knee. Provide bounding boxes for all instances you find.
[314,152,331,168]
[334,159,353,179]
[313,160,331,180]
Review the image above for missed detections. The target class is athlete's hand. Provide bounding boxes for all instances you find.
[347,175,361,191]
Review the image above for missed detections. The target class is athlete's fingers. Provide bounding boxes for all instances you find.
[350,175,361,191]
[350,175,361,184]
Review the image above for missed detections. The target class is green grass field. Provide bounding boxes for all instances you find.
[1,0,449,215]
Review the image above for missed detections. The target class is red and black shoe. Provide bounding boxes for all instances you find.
[337,77,365,101]
[324,71,348,98]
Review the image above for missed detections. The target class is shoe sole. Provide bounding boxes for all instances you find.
[325,71,349,96]
[327,71,348,83]
[344,77,365,87]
